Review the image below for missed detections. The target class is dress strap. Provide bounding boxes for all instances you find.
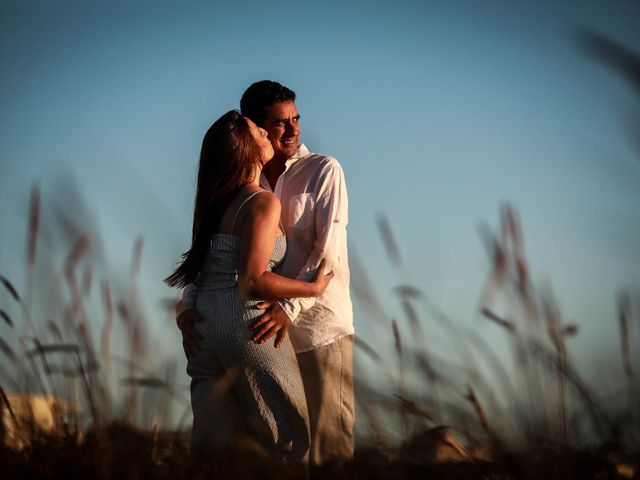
[230,190,264,233]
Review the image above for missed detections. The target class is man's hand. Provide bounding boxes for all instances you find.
[250,302,292,348]
[177,309,204,359]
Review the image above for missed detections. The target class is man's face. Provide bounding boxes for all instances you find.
[262,100,300,162]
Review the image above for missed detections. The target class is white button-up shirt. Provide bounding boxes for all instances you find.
[181,144,353,353]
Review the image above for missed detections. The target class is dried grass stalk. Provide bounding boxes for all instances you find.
[64,234,91,280]
[354,337,382,362]
[563,324,579,337]
[77,321,97,366]
[466,385,491,438]
[47,320,63,342]
[393,394,436,421]
[117,303,130,325]
[491,238,508,288]
[1,309,14,327]
[0,385,17,422]
[0,275,21,303]
[348,251,388,325]
[121,377,170,389]
[392,319,402,356]
[131,237,144,278]
[481,308,516,335]
[25,343,80,357]
[376,214,403,267]
[0,338,17,362]
[401,298,423,338]
[82,267,92,297]
[618,292,634,381]
[27,184,40,274]
[100,280,114,367]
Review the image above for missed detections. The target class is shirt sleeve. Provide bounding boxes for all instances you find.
[278,159,348,322]
[177,275,200,316]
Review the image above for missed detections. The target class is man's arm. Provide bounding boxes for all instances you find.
[177,278,203,359]
[279,159,348,319]
[178,281,199,315]
[251,159,348,346]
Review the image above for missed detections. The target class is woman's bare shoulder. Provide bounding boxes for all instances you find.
[247,190,281,220]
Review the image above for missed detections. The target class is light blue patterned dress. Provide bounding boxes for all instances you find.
[187,191,310,462]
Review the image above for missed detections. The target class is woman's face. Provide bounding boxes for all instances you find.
[246,117,274,165]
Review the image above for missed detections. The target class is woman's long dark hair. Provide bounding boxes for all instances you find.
[165,110,261,288]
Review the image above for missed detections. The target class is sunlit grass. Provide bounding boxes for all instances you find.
[1,182,638,479]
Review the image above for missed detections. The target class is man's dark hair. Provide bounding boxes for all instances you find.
[240,80,296,126]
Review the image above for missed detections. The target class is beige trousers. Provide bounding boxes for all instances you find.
[296,334,355,468]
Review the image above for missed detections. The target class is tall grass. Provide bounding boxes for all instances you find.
[2,184,637,479]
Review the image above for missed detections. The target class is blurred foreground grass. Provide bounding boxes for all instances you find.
[0,183,638,479]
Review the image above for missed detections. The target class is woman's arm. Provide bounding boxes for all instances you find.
[237,192,332,300]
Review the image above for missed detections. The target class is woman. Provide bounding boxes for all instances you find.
[165,110,332,462]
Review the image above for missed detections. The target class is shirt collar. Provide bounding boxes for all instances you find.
[285,144,310,169]
[259,144,310,191]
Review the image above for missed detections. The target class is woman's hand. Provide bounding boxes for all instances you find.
[311,258,334,296]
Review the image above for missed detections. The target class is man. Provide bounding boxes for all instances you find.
[178,80,354,467]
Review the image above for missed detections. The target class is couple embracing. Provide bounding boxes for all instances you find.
[166,80,354,469]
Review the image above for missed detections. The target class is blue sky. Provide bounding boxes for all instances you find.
[1,0,640,425]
